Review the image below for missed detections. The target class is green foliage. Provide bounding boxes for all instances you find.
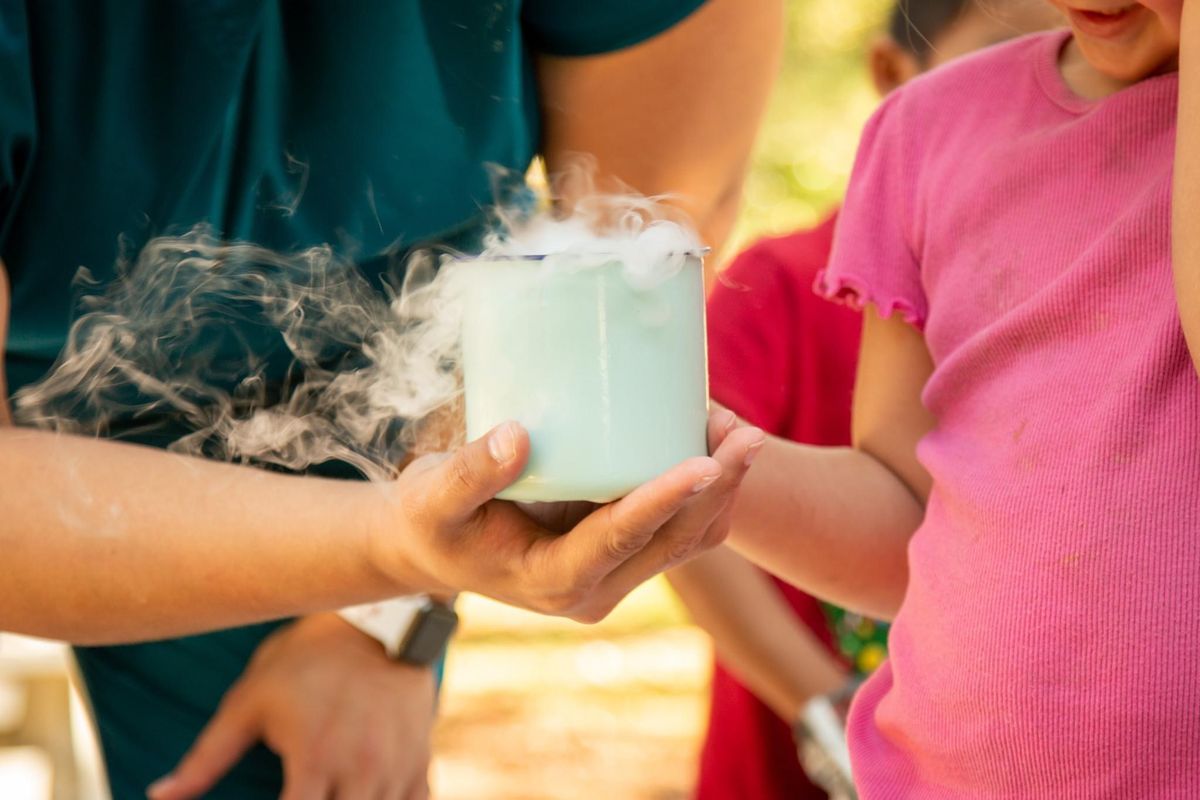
[731,0,893,252]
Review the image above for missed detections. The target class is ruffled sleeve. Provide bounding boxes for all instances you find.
[816,90,927,328]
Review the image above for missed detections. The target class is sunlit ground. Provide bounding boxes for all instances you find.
[432,579,710,800]
[0,750,52,800]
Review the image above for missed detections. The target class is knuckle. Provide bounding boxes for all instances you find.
[288,756,324,785]
[570,604,610,625]
[664,527,705,564]
[297,733,337,776]
[539,586,587,616]
[605,530,650,562]
[702,518,732,549]
[701,528,730,552]
[355,741,387,775]
[602,509,654,563]
[448,453,479,495]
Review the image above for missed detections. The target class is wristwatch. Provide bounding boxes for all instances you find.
[338,595,459,666]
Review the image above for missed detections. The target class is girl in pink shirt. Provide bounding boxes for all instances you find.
[729,3,1198,797]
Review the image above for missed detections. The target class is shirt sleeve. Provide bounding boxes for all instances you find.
[816,91,927,328]
[521,0,708,57]
[707,243,797,435]
[0,4,35,245]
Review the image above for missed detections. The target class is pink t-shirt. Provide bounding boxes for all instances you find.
[819,31,1200,798]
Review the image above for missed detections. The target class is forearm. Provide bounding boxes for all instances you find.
[669,547,845,720]
[1175,3,1200,376]
[0,428,416,644]
[726,437,922,620]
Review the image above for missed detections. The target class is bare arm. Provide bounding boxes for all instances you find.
[669,547,846,720]
[0,426,410,644]
[0,256,399,640]
[536,0,784,279]
[725,309,935,620]
[1175,3,1200,376]
[2,420,764,643]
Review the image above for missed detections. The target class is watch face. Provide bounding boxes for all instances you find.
[400,603,459,666]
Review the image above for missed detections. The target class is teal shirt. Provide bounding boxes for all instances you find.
[0,2,704,797]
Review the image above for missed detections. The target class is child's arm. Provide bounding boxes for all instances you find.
[1174,3,1200,376]
[669,547,848,721]
[726,308,935,620]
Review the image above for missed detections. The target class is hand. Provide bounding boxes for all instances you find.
[147,614,435,800]
[370,409,764,623]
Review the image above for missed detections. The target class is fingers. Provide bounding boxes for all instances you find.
[696,424,758,551]
[602,456,724,559]
[516,420,765,622]
[561,454,722,593]
[667,423,766,554]
[145,691,258,800]
[417,421,530,527]
[707,406,738,455]
[593,424,765,605]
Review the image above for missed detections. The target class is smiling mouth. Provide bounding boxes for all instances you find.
[1068,4,1143,37]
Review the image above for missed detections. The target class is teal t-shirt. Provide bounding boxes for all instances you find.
[0,2,705,797]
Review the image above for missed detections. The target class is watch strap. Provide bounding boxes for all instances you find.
[337,596,428,658]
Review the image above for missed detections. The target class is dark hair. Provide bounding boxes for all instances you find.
[888,0,974,62]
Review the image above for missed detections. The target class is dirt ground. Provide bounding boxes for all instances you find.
[431,579,710,800]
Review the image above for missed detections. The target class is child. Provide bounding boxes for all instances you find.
[674,2,1057,798]
[727,1,1198,795]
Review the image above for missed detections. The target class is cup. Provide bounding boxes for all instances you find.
[457,253,708,502]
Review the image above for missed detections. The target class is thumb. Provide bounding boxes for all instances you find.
[146,693,258,800]
[425,421,529,525]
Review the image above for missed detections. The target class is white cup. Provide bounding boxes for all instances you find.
[457,253,709,502]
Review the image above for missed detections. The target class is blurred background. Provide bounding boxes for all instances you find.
[0,1,891,797]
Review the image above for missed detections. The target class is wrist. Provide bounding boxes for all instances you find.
[338,596,458,665]
[778,675,845,724]
[358,481,452,597]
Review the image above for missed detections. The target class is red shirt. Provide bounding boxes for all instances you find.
[695,214,861,800]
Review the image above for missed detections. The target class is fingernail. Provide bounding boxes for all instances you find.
[146,776,175,799]
[692,472,721,494]
[744,438,766,467]
[720,409,737,433]
[487,422,517,465]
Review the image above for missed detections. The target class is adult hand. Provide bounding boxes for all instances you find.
[147,613,434,800]
[371,408,763,623]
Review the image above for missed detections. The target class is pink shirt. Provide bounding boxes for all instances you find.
[819,31,1200,798]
